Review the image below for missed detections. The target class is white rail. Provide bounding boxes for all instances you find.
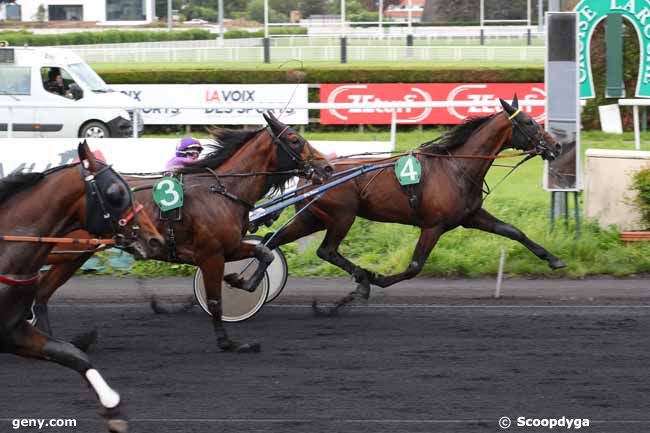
[0,100,546,147]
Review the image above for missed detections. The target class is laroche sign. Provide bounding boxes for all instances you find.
[576,0,650,99]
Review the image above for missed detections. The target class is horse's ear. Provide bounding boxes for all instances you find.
[262,112,270,124]
[266,111,278,121]
[512,93,519,109]
[499,98,516,115]
[78,140,98,172]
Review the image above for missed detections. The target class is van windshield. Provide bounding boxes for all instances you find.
[68,63,110,92]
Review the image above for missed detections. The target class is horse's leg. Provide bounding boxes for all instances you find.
[223,241,274,292]
[462,208,566,269]
[34,252,94,336]
[369,227,443,288]
[225,210,326,292]
[8,321,128,432]
[199,255,261,353]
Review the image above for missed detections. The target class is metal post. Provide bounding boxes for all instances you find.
[643,107,647,131]
[573,192,581,238]
[262,0,270,62]
[480,28,485,45]
[563,191,569,230]
[538,0,544,31]
[634,105,641,150]
[390,111,397,148]
[218,0,224,41]
[527,0,532,27]
[549,0,560,11]
[495,247,505,299]
[340,0,346,63]
[407,0,412,32]
[167,0,172,32]
[549,192,555,231]
[527,28,531,46]
[480,0,484,27]
[263,37,271,63]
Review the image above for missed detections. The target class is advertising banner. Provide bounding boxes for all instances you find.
[320,83,546,124]
[112,84,309,125]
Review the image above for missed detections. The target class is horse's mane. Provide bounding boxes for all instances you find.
[177,127,264,174]
[0,172,45,205]
[419,114,497,154]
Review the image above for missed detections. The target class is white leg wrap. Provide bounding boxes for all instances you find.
[85,369,121,409]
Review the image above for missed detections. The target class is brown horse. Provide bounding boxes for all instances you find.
[0,141,164,433]
[34,112,332,352]
[256,97,564,313]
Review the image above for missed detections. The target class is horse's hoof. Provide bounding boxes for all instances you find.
[150,296,169,314]
[218,339,262,353]
[311,300,339,317]
[224,273,245,288]
[549,258,567,270]
[71,328,98,353]
[107,419,128,433]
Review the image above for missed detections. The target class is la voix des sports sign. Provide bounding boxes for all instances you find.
[319,83,545,124]
[112,84,308,125]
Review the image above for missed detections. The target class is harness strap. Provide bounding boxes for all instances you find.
[0,235,115,245]
[508,108,522,120]
[0,274,39,286]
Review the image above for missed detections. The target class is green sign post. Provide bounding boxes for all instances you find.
[153,177,184,212]
[576,0,650,98]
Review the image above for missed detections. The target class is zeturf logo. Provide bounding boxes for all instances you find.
[320,83,545,125]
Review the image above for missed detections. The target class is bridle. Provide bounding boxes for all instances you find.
[506,108,553,158]
[79,162,144,248]
[266,125,317,179]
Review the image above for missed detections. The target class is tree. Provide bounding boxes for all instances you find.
[299,0,329,17]
[247,0,287,23]
[180,5,218,21]
[34,4,47,22]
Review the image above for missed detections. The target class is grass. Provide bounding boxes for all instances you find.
[127,128,650,278]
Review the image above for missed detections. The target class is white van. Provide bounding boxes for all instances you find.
[0,46,140,138]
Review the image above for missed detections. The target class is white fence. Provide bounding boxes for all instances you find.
[67,44,545,64]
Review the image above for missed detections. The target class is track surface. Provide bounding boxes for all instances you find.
[1,276,649,433]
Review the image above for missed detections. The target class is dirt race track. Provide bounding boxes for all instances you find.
[1,276,649,433]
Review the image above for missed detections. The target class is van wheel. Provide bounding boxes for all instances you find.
[80,121,110,138]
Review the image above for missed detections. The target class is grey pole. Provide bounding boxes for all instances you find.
[549,0,560,11]
[480,0,484,27]
[378,0,383,38]
[167,0,172,32]
[340,0,347,63]
[538,0,544,31]
[263,0,270,63]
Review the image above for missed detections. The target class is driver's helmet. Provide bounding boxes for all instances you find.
[176,137,203,158]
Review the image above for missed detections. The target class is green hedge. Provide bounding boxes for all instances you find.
[0,27,306,47]
[98,66,544,85]
[0,29,214,46]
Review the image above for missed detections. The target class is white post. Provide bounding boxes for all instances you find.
[7,106,13,139]
[132,109,139,139]
[264,0,269,38]
[218,0,224,41]
[495,247,505,299]
[634,104,641,150]
[167,0,172,32]
[538,0,544,31]
[480,0,484,28]
[378,0,383,39]
[341,0,346,35]
[408,0,412,31]
[527,0,532,27]
[390,111,397,149]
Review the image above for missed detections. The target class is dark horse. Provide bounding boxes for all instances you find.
[0,141,164,433]
[254,97,564,313]
[34,112,332,352]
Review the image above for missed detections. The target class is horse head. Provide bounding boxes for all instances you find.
[77,140,163,259]
[499,95,560,161]
[263,111,333,184]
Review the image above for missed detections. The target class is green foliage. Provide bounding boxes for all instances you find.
[246,0,287,23]
[0,29,213,46]
[299,0,329,17]
[180,5,218,21]
[631,168,650,229]
[34,4,46,22]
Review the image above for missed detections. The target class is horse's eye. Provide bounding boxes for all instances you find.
[288,134,299,143]
[106,183,127,206]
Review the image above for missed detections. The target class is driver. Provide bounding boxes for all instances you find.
[165,137,204,170]
[44,68,72,99]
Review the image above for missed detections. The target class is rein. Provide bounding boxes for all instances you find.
[0,235,115,245]
[331,150,534,166]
